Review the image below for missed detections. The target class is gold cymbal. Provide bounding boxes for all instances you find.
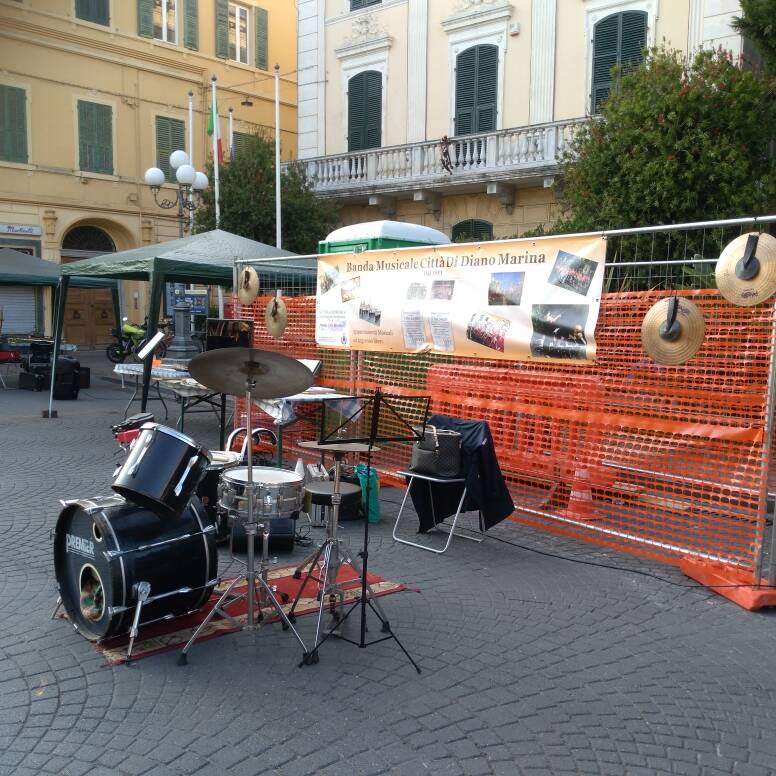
[237,266,260,306]
[265,294,288,338]
[715,232,776,307]
[641,296,705,365]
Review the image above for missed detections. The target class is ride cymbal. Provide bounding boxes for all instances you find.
[188,347,314,398]
[237,266,260,306]
[265,295,288,338]
[715,232,776,307]
[641,296,705,365]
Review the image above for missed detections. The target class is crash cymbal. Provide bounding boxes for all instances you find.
[237,266,260,306]
[641,296,705,365]
[265,295,288,338]
[715,232,776,307]
[188,347,314,398]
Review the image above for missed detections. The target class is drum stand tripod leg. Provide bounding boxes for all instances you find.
[339,547,390,629]
[125,581,151,664]
[51,596,63,620]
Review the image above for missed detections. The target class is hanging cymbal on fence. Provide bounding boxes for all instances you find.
[715,232,776,307]
[265,294,288,338]
[641,296,705,365]
[237,266,260,306]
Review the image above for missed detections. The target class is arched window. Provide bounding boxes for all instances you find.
[452,219,493,243]
[347,70,382,152]
[62,225,116,253]
[591,11,647,113]
[454,44,498,136]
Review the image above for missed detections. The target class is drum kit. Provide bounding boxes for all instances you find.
[53,346,320,665]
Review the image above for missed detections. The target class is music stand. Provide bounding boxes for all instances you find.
[303,389,429,673]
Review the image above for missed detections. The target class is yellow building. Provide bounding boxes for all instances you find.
[0,0,297,345]
[296,0,750,241]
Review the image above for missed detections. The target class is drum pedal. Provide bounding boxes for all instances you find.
[125,581,151,664]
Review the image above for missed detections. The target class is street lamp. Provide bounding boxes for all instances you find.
[144,151,209,237]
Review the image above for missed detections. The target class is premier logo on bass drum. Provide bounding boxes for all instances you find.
[66,533,95,558]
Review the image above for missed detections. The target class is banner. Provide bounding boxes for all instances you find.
[315,234,607,363]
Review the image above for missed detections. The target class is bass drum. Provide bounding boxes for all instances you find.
[53,495,217,642]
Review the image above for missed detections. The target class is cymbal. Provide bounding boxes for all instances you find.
[265,295,288,338]
[188,347,314,398]
[237,266,260,306]
[299,440,380,453]
[715,232,776,307]
[641,296,705,365]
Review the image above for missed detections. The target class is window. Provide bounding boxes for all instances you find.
[454,44,498,136]
[591,11,647,113]
[155,116,185,182]
[452,220,493,242]
[75,0,109,25]
[232,130,254,158]
[347,70,381,152]
[153,0,177,43]
[78,101,113,174]
[351,0,381,9]
[0,85,28,164]
[229,3,249,64]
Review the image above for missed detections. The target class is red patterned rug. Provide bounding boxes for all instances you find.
[92,562,407,665]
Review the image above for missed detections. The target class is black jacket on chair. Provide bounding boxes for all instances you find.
[408,415,514,533]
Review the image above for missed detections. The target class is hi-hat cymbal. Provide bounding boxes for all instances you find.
[237,266,260,306]
[715,232,776,307]
[265,295,288,338]
[641,296,705,365]
[188,347,314,398]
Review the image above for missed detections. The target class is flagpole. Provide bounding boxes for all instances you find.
[274,63,281,250]
[188,91,194,230]
[228,108,234,162]
[211,76,221,229]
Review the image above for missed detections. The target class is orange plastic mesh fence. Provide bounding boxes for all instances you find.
[234,270,775,580]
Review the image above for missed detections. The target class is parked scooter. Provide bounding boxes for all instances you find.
[105,317,167,363]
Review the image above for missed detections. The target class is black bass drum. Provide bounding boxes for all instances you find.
[53,495,217,641]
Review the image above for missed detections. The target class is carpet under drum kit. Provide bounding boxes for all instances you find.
[52,347,345,665]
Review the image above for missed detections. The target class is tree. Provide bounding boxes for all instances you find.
[733,0,776,74]
[194,133,340,255]
[549,47,776,234]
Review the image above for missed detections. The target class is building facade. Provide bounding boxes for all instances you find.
[296,0,748,241]
[0,0,296,343]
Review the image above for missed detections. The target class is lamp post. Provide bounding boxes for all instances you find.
[144,151,208,238]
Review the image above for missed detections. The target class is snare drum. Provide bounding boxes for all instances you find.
[218,466,303,520]
[112,423,211,519]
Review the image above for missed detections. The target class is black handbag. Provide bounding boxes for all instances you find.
[409,425,463,478]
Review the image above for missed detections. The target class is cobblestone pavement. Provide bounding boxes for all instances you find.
[2,356,776,775]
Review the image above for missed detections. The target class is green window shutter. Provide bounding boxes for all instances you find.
[156,116,185,182]
[347,70,381,152]
[452,219,493,242]
[78,101,113,174]
[455,47,476,136]
[76,0,109,25]
[455,45,497,136]
[0,86,28,163]
[255,7,268,70]
[184,0,199,50]
[232,131,252,157]
[137,0,153,38]
[215,0,229,59]
[591,11,647,113]
[350,0,380,9]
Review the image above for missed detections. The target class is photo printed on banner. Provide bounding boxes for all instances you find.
[319,266,340,295]
[488,272,525,306]
[406,282,428,300]
[358,299,382,326]
[548,251,599,297]
[431,280,456,301]
[530,304,589,360]
[340,277,361,303]
[466,312,511,353]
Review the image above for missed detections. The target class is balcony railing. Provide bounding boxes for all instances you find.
[291,118,589,197]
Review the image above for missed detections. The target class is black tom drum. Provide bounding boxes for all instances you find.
[53,495,217,641]
[112,423,210,519]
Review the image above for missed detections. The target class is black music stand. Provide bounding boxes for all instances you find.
[304,389,429,673]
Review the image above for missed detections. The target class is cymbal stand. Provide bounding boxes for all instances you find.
[178,381,311,665]
[288,450,390,660]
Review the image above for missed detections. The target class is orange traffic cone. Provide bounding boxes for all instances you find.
[566,467,596,520]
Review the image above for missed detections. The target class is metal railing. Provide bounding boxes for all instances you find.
[288,118,589,195]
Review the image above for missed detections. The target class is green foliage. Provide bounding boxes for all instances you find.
[194,133,340,255]
[733,0,776,74]
[551,47,776,235]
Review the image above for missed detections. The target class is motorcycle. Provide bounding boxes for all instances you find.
[105,317,168,363]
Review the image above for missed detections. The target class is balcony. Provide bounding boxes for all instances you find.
[291,118,589,202]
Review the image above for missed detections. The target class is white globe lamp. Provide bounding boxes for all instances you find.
[193,171,209,191]
[144,167,165,187]
[169,150,190,170]
[176,164,196,186]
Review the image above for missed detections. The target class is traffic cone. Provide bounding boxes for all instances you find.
[566,467,596,520]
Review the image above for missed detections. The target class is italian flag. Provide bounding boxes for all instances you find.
[207,100,224,165]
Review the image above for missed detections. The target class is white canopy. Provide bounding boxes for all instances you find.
[324,220,449,245]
